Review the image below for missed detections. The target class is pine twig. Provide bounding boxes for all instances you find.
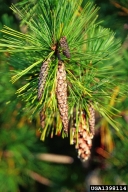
[36,153,73,164]
[27,170,53,186]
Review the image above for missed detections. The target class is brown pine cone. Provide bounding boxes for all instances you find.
[72,110,93,161]
[75,129,93,161]
[60,36,70,58]
[56,60,68,132]
[88,102,95,136]
[38,59,50,101]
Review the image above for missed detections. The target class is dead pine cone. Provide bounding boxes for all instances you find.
[60,36,70,58]
[38,59,50,101]
[56,60,68,133]
[76,129,93,161]
[72,110,93,161]
[88,102,95,136]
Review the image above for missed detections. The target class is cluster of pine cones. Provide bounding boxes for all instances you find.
[38,36,95,161]
[38,36,70,132]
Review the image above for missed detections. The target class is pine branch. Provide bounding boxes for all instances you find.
[0,0,125,161]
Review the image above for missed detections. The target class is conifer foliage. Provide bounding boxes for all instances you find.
[0,0,124,160]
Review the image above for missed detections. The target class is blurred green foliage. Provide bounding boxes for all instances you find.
[0,0,18,37]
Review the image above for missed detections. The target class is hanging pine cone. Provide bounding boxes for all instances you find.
[56,60,68,132]
[76,129,93,161]
[88,102,95,136]
[38,59,50,101]
[72,110,93,161]
[60,36,70,58]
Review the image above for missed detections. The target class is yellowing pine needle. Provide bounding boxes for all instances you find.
[11,59,44,83]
